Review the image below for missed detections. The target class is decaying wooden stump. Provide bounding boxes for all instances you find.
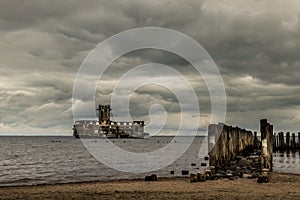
[260,119,273,172]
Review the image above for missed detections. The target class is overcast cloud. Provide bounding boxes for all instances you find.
[0,0,300,135]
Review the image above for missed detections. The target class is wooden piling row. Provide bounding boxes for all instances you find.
[205,119,300,183]
[273,131,300,151]
[208,123,254,170]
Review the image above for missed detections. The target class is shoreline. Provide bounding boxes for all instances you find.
[0,173,299,199]
[1,172,299,188]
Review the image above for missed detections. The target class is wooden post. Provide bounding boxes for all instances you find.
[260,119,273,172]
[276,132,279,150]
[275,132,278,150]
[298,132,300,150]
[208,124,219,169]
[291,133,296,150]
[279,132,284,151]
[254,131,258,149]
[286,132,290,151]
[270,124,274,171]
[273,132,277,151]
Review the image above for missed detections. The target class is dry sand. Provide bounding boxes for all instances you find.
[0,173,299,200]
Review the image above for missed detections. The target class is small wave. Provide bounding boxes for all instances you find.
[0,177,39,186]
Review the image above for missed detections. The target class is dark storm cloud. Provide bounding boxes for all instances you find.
[197,6,300,87]
[0,0,300,134]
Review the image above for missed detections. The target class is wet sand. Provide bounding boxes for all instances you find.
[0,173,299,200]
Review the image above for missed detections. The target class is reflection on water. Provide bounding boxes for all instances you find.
[273,151,300,174]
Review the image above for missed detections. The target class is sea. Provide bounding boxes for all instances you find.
[0,136,299,186]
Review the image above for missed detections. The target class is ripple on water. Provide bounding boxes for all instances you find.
[0,136,299,186]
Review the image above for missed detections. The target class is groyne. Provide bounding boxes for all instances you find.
[199,119,274,183]
[208,123,256,170]
[273,131,300,152]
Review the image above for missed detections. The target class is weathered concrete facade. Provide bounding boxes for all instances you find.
[73,104,147,138]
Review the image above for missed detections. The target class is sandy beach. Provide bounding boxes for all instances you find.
[0,173,299,200]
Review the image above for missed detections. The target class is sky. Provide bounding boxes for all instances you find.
[0,0,300,135]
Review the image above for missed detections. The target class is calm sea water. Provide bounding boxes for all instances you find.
[0,136,299,186]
